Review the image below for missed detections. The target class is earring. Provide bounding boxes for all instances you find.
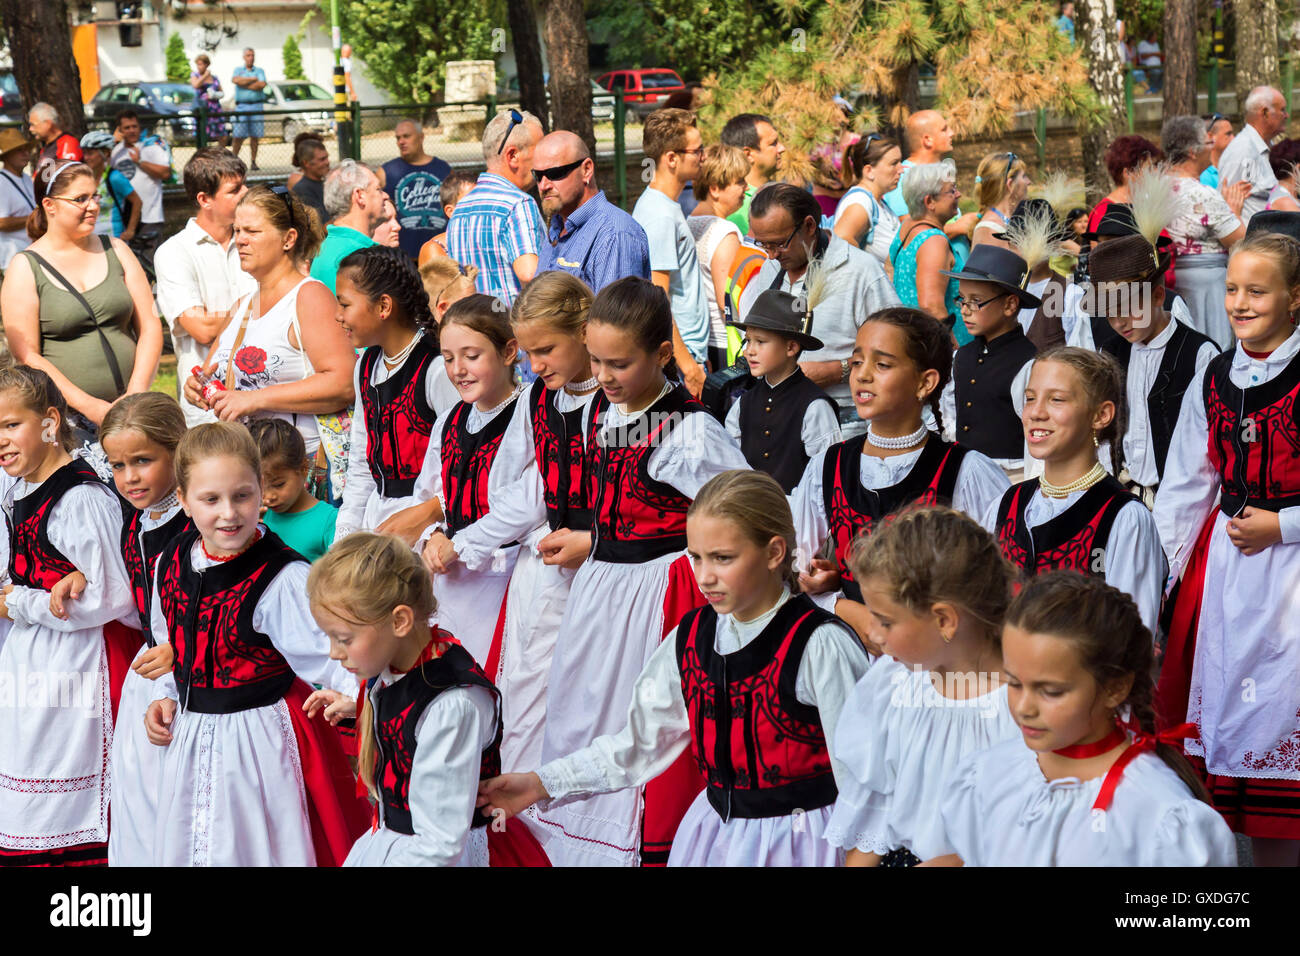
[1093,432,1100,448]
[941,630,953,644]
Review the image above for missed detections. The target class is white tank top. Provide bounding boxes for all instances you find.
[210,276,322,452]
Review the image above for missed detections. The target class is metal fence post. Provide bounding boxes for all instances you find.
[350,101,362,161]
[615,88,626,210]
[1124,64,1134,133]
[1287,56,1296,116]
[196,106,208,149]
[1035,107,1046,169]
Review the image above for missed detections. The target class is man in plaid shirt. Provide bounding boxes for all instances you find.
[446,109,545,305]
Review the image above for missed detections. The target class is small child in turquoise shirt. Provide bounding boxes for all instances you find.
[248,419,337,562]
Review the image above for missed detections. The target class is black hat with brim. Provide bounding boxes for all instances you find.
[939,244,1042,308]
[1245,210,1300,244]
[729,289,825,351]
[1082,202,1138,241]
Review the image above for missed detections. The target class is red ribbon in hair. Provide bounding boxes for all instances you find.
[1090,722,1199,812]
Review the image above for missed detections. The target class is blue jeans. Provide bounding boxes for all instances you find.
[232,106,264,138]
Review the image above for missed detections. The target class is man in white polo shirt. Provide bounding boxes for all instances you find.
[111,108,170,268]
[154,148,256,425]
[1217,86,1289,227]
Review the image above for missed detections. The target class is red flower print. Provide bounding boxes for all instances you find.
[235,346,267,375]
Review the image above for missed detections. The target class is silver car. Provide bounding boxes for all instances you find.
[225,81,335,142]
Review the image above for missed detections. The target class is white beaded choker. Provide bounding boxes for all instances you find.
[866,423,928,450]
[565,376,599,394]
[1039,461,1107,499]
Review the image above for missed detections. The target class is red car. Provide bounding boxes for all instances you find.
[595,69,686,118]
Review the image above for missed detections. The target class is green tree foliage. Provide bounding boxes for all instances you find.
[324,0,507,99]
[1115,0,1164,39]
[283,34,305,81]
[588,0,790,79]
[165,32,190,83]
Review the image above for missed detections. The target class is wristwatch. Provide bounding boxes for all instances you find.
[840,358,851,383]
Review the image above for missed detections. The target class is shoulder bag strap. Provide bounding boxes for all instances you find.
[21,245,126,395]
[1,170,34,211]
[223,292,257,390]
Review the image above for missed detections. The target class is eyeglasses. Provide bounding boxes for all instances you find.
[753,223,804,254]
[50,193,100,209]
[675,146,705,159]
[269,183,296,230]
[955,291,1010,313]
[533,158,585,184]
[497,109,524,155]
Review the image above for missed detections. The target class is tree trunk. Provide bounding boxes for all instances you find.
[1163,0,1198,117]
[506,0,549,134]
[1235,0,1281,97]
[1077,0,1126,206]
[0,0,85,141]
[543,0,594,153]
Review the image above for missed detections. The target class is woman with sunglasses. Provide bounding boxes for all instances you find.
[971,152,1032,251]
[185,184,355,464]
[0,161,163,442]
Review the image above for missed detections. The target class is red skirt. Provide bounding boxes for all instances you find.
[1187,755,1300,840]
[0,843,107,867]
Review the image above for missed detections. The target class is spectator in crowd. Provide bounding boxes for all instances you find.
[1136,31,1164,94]
[664,85,706,215]
[231,47,268,170]
[0,128,36,273]
[1057,2,1076,44]
[190,53,230,146]
[534,129,649,293]
[379,118,452,262]
[1266,139,1300,212]
[1163,114,1244,348]
[154,146,257,426]
[891,160,964,338]
[186,185,353,460]
[739,182,900,429]
[971,151,1032,250]
[720,113,785,235]
[0,162,163,439]
[633,107,711,391]
[341,43,358,104]
[80,130,141,241]
[288,134,330,224]
[882,109,978,257]
[687,144,748,358]
[445,108,545,304]
[373,196,402,248]
[1088,134,1164,232]
[833,133,903,269]
[27,102,82,193]
[309,159,385,293]
[110,109,169,267]
[417,170,476,265]
[1201,113,1235,188]
[1218,86,1289,227]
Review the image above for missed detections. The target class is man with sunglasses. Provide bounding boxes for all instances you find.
[445,108,545,304]
[534,130,648,292]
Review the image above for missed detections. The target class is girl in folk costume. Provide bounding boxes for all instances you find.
[0,366,135,866]
[826,506,1021,866]
[788,307,1009,649]
[143,423,369,866]
[49,393,192,866]
[983,348,1167,637]
[480,470,869,866]
[419,272,599,774]
[938,572,1236,866]
[1154,232,1300,866]
[333,245,459,543]
[306,533,549,866]
[402,294,530,670]
[537,277,749,866]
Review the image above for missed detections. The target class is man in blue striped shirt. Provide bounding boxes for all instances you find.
[446,110,545,305]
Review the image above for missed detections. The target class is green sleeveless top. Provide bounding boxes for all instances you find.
[23,236,137,403]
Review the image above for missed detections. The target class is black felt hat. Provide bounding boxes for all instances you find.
[939,244,1041,308]
[1082,202,1139,241]
[1245,210,1300,244]
[729,289,824,351]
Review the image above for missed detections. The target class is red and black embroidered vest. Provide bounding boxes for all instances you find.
[440,396,519,537]
[120,505,192,641]
[676,594,844,820]
[588,385,703,563]
[6,458,104,591]
[529,379,592,532]
[1203,347,1300,513]
[158,528,300,714]
[359,337,440,498]
[371,642,502,836]
[821,436,967,602]
[994,476,1139,576]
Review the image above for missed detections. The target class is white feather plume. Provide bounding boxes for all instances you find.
[1127,164,1180,251]
[1033,172,1086,219]
[1003,202,1063,269]
[803,253,832,314]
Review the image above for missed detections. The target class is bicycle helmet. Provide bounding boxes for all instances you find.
[79,130,116,151]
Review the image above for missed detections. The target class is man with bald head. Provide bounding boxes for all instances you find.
[534,130,649,291]
[1218,86,1290,227]
[380,118,452,260]
[883,108,979,243]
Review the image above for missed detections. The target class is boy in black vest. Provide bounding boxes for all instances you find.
[724,289,841,493]
[939,245,1041,481]
[1089,234,1217,505]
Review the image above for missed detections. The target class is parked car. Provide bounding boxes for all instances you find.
[499,74,616,123]
[86,81,199,144]
[594,69,686,118]
[253,81,334,142]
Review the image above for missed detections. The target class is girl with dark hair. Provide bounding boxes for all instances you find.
[937,571,1236,866]
[535,276,748,867]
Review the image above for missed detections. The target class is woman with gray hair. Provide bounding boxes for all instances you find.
[890,159,971,344]
[1163,114,1244,347]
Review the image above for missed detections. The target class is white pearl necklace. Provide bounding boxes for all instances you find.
[1039,461,1107,499]
[381,330,422,369]
[866,422,929,450]
[564,375,599,395]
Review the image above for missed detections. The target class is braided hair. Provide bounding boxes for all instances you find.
[860,307,953,435]
[337,245,435,335]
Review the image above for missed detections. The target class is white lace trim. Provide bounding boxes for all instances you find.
[275,698,309,820]
[823,823,895,856]
[192,716,216,867]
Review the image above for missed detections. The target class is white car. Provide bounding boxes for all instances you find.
[224,81,334,142]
